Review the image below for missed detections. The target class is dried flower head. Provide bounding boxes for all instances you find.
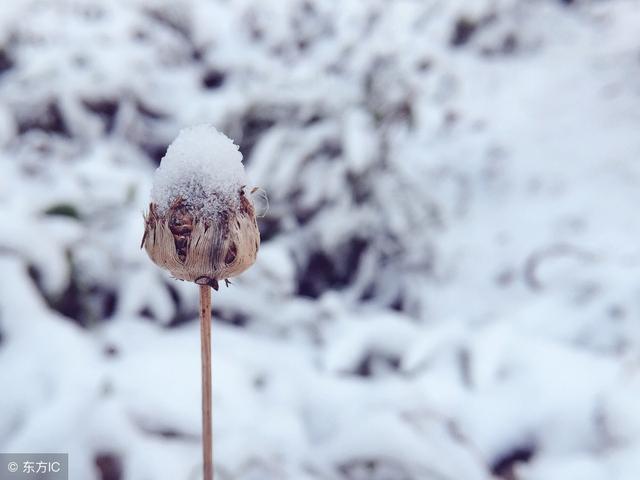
[141,125,260,289]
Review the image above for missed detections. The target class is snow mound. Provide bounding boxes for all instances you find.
[151,125,246,217]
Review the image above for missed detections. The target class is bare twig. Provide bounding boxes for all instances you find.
[523,243,597,291]
[200,285,213,480]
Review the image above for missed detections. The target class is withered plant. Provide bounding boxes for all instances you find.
[141,125,260,480]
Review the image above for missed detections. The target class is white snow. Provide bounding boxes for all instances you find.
[151,125,247,217]
[0,1,640,480]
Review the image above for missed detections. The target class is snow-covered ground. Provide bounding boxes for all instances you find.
[1,0,640,479]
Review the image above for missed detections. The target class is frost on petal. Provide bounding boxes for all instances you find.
[150,124,247,218]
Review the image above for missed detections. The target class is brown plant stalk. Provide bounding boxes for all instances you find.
[200,285,213,480]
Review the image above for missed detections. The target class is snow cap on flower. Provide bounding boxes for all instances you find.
[142,125,260,289]
[151,124,247,217]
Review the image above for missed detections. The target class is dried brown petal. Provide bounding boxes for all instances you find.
[141,191,260,285]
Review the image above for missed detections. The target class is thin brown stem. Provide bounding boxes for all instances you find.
[199,284,213,480]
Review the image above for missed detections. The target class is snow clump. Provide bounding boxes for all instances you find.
[151,125,247,217]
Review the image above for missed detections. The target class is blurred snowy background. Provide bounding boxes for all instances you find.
[1,0,640,479]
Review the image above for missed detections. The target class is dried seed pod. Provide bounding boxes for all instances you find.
[141,125,260,289]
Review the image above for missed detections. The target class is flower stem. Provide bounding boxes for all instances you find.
[199,284,213,480]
